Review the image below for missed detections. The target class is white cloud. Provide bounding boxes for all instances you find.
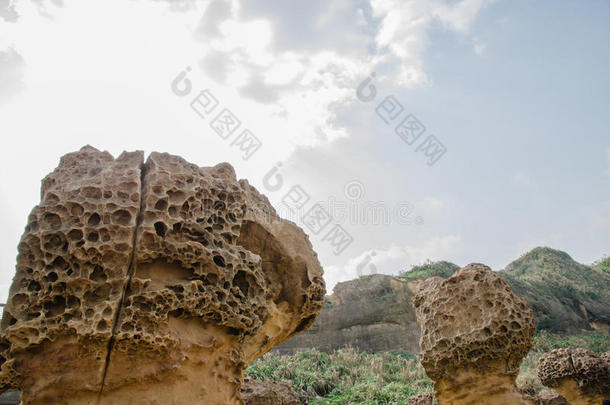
[0,0,494,300]
[0,46,24,103]
[433,0,495,34]
[324,234,461,291]
[369,0,495,85]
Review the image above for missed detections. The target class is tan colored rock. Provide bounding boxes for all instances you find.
[413,263,536,405]
[536,389,569,405]
[241,377,299,405]
[0,147,325,405]
[0,146,143,403]
[406,391,437,405]
[538,348,610,405]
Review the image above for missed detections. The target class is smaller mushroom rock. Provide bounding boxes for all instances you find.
[538,348,610,405]
[413,263,536,405]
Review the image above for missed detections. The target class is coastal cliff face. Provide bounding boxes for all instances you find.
[275,274,422,354]
[276,249,610,355]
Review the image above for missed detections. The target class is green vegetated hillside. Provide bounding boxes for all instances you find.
[593,255,610,274]
[500,247,610,333]
[399,247,610,333]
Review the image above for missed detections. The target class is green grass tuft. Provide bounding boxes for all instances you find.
[396,260,459,280]
[247,332,610,404]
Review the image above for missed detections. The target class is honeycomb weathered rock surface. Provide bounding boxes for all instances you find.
[0,146,143,403]
[413,263,536,405]
[538,348,610,405]
[0,147,325,405]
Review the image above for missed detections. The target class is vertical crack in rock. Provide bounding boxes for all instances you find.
[97,159,147,403]
[0,146,144,404]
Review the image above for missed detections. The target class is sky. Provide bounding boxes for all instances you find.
[0,0,609,302]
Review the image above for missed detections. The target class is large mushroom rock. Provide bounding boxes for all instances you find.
[0,147,325,405]
[413,263,536,405]
[538,348,610,405]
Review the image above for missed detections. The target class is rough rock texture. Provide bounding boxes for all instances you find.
[413,263,536,405]
[0,146,143,402]
[538,348,610,405]
[406,391,437,405]
[535,389,569,405]
[0,147,325,405]
[240,378,299,405]
[275,274,420,354]
[0,382,301,405]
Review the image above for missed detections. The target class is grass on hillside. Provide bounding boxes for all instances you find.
[594,255,610,274]
[396,260,459,280]
[246,332,610,404]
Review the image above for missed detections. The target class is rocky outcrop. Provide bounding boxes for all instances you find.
[275,274,420,354]
[535,389,570,405]
[241,378,299,405]
[275,249,610,355]
[0,390,19,405]
[538,348,610,405]
[0,146,325,405]
[413,263,536,405]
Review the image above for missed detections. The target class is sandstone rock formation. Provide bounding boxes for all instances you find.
[538,348,610,405]
[406,391,437,405]
[241,377,299,405]
[0,146,325,405]
[536,389,570,405]
[276,274,420,354]
[413,263,536,405]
